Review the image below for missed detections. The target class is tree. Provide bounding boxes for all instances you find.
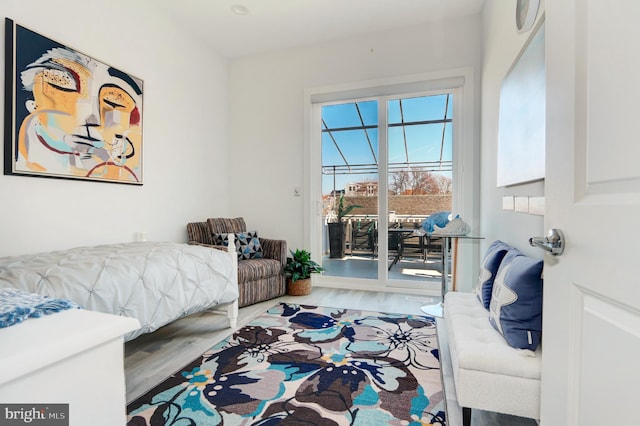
[389,169,451,195]
[432,174,453,194]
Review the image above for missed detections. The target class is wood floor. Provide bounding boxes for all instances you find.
[124,287,537,426]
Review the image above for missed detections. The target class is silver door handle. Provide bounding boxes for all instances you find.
[529,228,564,256]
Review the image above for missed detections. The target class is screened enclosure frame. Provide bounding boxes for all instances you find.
[321,95,454,186]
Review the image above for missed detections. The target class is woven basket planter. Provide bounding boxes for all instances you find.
[286,278,311,296]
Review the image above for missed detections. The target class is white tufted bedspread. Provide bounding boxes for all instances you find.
[0,242,238,341]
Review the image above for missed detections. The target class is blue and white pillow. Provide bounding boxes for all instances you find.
[213,230,263,260]
[422,211,452,233]
[488,248,544,351]
[476,240,511,309]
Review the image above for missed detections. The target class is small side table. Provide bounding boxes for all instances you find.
[421,234,483,317]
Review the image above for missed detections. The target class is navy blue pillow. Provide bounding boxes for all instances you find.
[422,211,451,233]
[488,249,544,351]
[476,240,511,309]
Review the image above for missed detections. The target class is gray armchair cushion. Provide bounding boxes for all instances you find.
[237,258,282,282]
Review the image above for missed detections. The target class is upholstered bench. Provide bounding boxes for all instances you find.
[440,240,543,425]
[444,292,541,424]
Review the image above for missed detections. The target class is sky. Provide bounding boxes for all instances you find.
[322,94,453,195]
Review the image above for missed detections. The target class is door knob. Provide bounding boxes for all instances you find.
[529,228,564,256]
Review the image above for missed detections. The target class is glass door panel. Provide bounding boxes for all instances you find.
[321,100,379,280]
[386,94,453,287]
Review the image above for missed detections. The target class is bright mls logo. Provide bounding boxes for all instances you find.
[0,404,68,425]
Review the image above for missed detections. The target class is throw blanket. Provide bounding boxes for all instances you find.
[0,288,79,328]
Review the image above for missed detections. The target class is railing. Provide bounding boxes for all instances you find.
[325,214,428,225]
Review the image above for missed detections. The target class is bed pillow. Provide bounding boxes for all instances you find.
[475,240,511,309]
[213,230,263,260]
[488,248,544,351]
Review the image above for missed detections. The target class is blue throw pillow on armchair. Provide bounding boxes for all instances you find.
[488,248,544,351]
[213,230,263,260]
[476,240,511,309]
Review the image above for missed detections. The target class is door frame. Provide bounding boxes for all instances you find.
[303,68,480,294]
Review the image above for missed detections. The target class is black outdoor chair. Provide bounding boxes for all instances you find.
[350,220,377,257]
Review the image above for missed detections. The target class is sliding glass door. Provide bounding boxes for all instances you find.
[318,91,453,289]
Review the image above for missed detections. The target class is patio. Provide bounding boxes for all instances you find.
[322,231,449,285]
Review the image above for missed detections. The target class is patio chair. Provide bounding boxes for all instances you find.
[350,220,376,257]
[398,222,425,259]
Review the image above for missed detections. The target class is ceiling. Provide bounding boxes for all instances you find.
[158,0,486,58]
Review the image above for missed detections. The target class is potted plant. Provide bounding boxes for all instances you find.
[327,195,362,258]
[284,249,324,296]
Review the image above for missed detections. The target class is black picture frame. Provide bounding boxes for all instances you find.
[4,18,144,184]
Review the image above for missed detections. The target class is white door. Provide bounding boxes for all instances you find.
[542,1,640,425]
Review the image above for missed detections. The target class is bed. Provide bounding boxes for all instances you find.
[0,241,239,341]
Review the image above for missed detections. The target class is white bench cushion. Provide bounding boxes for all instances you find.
[444,291,541,419]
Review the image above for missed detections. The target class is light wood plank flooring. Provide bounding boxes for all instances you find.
[124,287,536,426]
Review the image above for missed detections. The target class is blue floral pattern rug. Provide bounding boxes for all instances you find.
[127,303,446,425]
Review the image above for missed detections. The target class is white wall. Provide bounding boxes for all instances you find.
[0,0,230,257]
[480,0,545,257]
[229,15,483,258]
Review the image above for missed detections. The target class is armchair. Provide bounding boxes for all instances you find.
[187,217,287,308]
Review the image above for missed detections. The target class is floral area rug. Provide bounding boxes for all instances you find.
[127,303,446,425]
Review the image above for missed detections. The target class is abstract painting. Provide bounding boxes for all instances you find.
[3,18,144,184]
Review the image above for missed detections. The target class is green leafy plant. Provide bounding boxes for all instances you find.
[284,249,324,282]
[335,195,362,222]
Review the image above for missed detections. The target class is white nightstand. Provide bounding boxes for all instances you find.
[0,309,139,426]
